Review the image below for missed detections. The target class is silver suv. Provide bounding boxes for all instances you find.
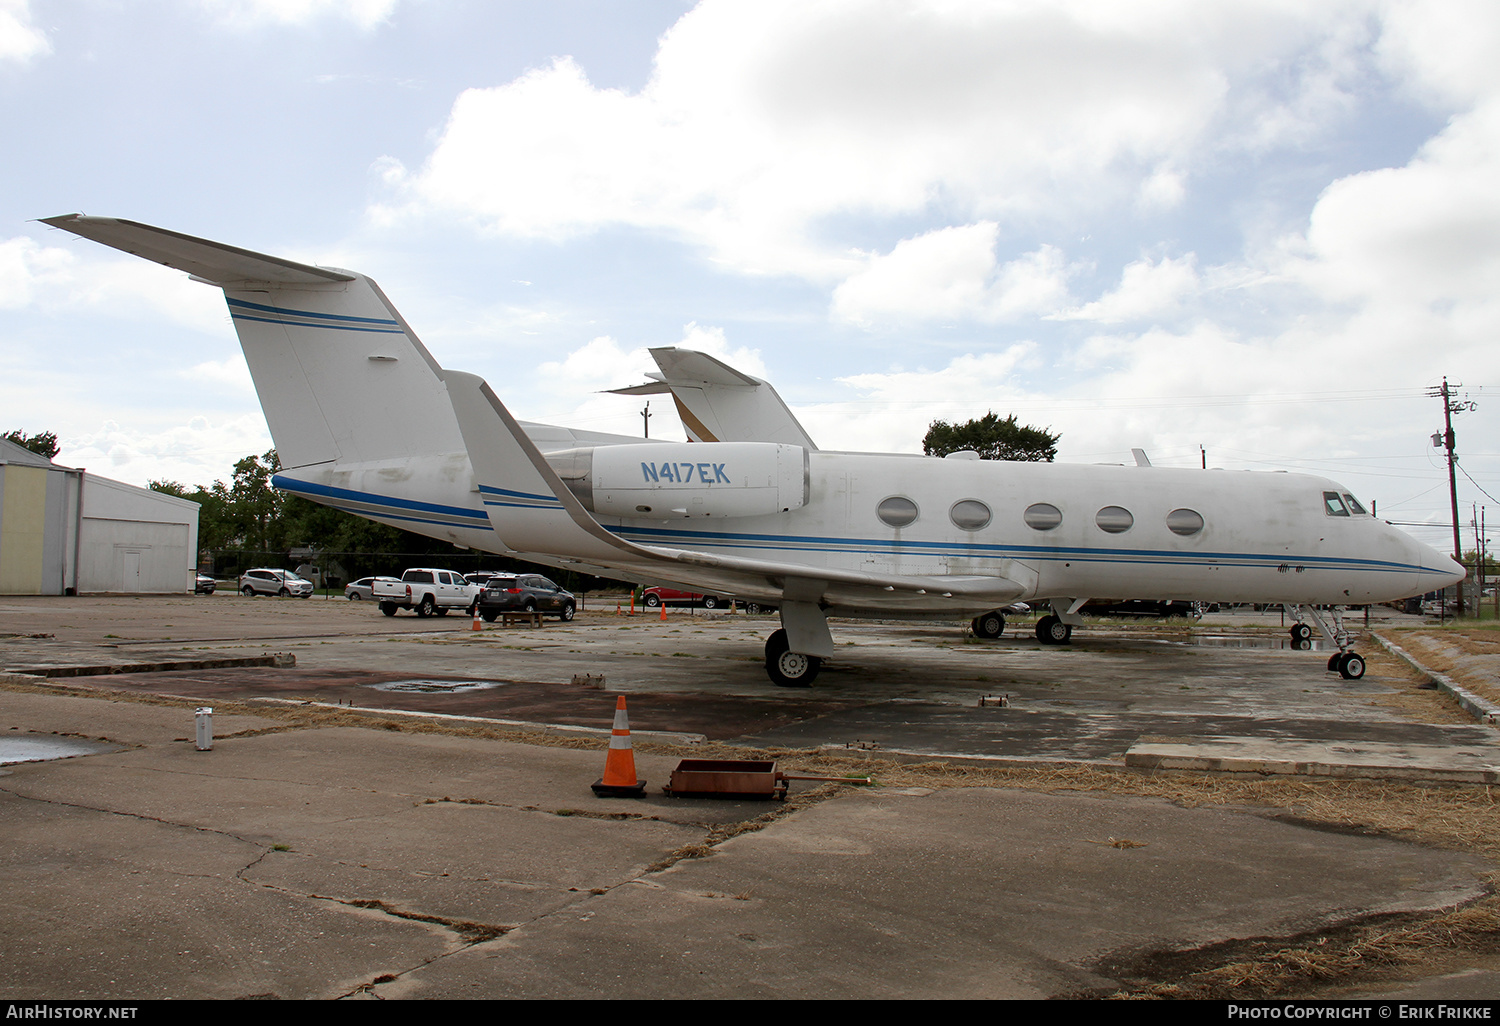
[238,568,314,597]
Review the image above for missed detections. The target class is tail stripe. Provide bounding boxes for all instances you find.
[226,297,400,327]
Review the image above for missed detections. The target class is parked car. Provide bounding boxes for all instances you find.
[371,569,480,617]
[238,568,314,597]
[193,571,216,595]
[477,574,576,621]
[344,576,397,601]
[641,586,729,609]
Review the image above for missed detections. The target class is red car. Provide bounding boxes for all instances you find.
[641,586,727,609]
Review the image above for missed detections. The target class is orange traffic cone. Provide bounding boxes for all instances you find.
[471,604,482,631]
[659,602,667,621]
[591,696,646,797]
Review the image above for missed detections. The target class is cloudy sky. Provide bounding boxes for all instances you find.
[3,0,1497,554]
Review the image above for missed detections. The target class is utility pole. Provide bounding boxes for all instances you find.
[1430,378,1466,615]
[641,401,652,439]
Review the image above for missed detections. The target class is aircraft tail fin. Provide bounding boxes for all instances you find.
[608,347,818,450]
[40,215,464,472]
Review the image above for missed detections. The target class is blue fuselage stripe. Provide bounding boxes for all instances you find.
[273,476,489,522]
[272,479,1430,576]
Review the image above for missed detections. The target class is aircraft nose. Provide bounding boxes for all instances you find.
[1415,543,1466,592]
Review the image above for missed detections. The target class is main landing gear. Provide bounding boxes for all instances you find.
[1035,615,1073,645]
[971,611,1006,639]
[764,628,821,687]
[761,601,835,687]
[1284,604,1365,680]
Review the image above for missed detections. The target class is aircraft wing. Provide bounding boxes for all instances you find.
[608,347,819,450]
[443,370,1025,607]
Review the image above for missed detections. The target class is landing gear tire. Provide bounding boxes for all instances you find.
[972,612,1005,639]
[764,628,820,687]
[380,602,398,617]
[1290,623,1312,643]
[434,606,449,616]
[1328,653,1343,672]
[1036,615,1073,645]
[1336,652,1366,680]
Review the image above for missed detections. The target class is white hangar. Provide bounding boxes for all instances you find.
[0,438,200,595]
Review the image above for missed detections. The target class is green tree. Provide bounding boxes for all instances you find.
[221,450,286,552]
[923,412,1059,462]
[3,429,60,459]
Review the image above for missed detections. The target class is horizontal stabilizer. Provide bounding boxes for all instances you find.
[609,347,818,450]
[39,215,353,286]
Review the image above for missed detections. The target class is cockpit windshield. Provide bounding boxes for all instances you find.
[1323,491,1368,517]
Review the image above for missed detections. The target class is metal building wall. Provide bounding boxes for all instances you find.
[0,462,78,595]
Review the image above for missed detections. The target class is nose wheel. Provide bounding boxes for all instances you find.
[1328,651,1366,679]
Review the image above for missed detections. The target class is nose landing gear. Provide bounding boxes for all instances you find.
[1284,604,1365,679]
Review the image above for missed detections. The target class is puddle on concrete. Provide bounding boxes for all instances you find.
[1184,634,1328,651]
[0,734,123,765]
[365,679,509,694]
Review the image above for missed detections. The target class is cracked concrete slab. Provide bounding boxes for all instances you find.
[382,788,1489,999]
[0,790,450,999]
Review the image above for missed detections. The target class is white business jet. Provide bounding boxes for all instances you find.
[43,214,1465,686]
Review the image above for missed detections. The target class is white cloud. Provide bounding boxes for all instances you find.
[0,237,73,308]
[1292,98,1500,306]
[201,0,400,30]
[1054,254,1199,324]
[0,0,49,64]
[61,414,274,489]
[796,347,1043,453]
[183,355,254,393]
[1376,0,1500,108]
[376,0,1372,277]
[3,235,228,332]
[832,225,1074,325]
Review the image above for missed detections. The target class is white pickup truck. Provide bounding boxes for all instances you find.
[372,569,480,617]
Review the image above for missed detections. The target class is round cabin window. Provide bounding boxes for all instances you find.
[1166,508,1204,536]
[1095,506,1133,533]
[877,496,919,528]
[1023,503,1062,531]
[949,499,992,531]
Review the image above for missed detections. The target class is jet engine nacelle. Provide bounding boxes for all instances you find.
[546,442,808,518]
